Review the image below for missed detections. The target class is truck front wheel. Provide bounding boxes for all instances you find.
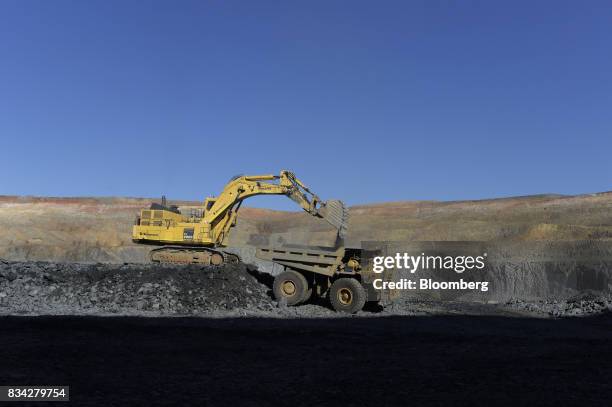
[273,270,309,306]
[329,278,366,313]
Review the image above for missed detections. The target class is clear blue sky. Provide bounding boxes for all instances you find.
[1,1,610,209]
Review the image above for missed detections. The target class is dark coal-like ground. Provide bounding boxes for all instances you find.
[1,260,611,318]
[0,260,278,316]
[1,261,611,405]
[0,314,611,406]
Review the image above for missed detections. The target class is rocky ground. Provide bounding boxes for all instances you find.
[505,291,612,317]
[1,261,610,406]
[1,260,610,318]
[0,260,276,316]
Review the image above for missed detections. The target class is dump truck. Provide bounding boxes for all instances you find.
[256,244,396,313]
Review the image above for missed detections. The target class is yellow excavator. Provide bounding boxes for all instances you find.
[132,170,348,265]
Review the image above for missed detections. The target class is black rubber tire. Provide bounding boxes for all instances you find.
[273,270,309,306]
[302,287,313,303]
[329,278,366,313]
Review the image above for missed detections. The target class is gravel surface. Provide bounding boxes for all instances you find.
[506,291,612,317]
[0,260,276,316]
[0,260,610,318]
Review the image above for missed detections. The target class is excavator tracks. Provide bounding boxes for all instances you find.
[149,246,240,266]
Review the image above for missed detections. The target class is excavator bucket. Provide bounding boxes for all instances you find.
[319,200,349,238]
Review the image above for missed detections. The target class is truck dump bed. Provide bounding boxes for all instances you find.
[255,246,344,277]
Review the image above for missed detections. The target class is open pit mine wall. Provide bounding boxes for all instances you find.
[1,194,611,302]
[366,241,612,302]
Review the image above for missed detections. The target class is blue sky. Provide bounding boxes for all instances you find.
[0,1,610,209]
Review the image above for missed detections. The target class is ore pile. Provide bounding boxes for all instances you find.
[1,260,610,318]
[506,291,612,317]
[0,261,275,316]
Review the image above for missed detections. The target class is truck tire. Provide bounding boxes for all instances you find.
[302,287,313,303]
[329,278,366,313]
[273,270,309,306]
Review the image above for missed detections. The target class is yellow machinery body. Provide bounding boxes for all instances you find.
[133,202,217,247]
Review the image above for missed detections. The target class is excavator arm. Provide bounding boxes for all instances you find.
[204,170,348,245]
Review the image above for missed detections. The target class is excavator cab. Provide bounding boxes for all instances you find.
[203,197,216,212]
